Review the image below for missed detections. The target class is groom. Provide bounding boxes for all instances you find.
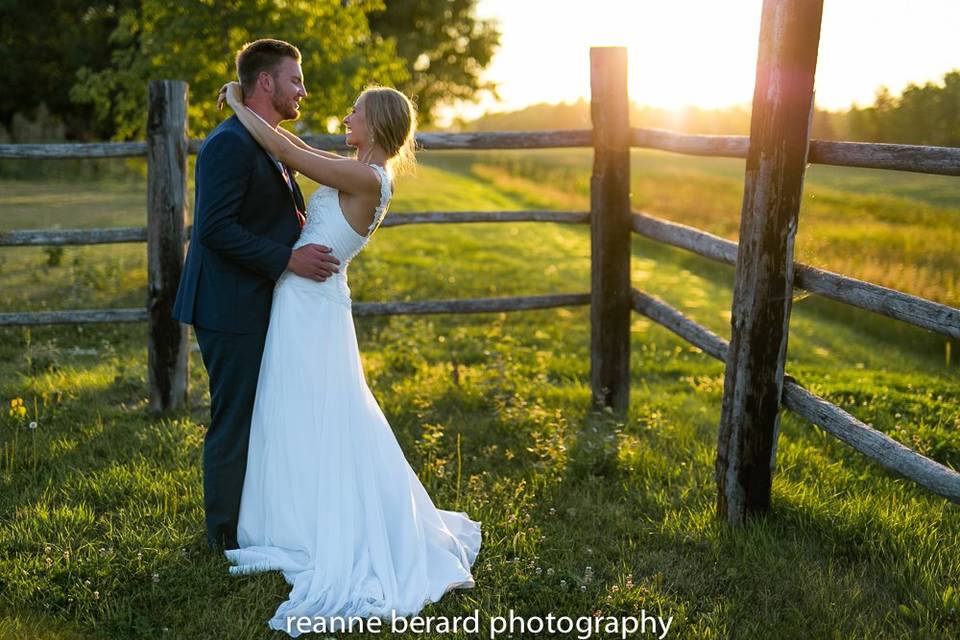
[173,39,340,550]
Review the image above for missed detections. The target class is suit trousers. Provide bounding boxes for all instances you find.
[194,327,268,550]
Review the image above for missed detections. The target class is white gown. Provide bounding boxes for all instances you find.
[224,164,481,636]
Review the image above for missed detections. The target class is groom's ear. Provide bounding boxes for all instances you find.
[257,70,275,95]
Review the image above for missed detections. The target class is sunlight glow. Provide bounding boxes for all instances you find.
[450,0,960,123]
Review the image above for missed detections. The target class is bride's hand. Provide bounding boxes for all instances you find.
[217,82,243,111]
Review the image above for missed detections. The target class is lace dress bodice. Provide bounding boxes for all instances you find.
[277,163,392,306]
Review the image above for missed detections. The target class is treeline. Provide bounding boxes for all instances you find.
[0,0,498,143]
[460,100,754,136]
[460,70,960,147]
[834,73,960,146]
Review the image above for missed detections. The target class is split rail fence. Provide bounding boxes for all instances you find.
[1,0,958,522]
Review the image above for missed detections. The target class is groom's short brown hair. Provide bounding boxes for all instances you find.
[236,39,302,94]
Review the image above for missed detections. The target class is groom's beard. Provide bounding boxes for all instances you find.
[272,88,300,121]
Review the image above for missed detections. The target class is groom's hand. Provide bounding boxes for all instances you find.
[288,244,340,281]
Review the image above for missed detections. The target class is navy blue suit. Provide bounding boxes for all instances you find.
[172,115,305,549]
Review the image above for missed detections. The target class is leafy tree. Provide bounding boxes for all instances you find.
[840,72,960,146]
[367,0,500,126]
[939,71,960,147]
[0,0,133,140]
[69,0,408,139]
[2,0,500,140]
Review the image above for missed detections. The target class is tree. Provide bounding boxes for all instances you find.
[940,71,960,147]
[367,0,500,126]
[0,0,135,140]
[838,70,960,146]
[69,0,408,139]
[2,0,500,140]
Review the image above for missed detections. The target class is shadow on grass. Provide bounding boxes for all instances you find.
[535,401,958,637]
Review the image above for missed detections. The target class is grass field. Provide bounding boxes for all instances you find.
[0,150,958,639]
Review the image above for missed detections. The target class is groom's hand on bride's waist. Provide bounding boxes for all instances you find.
[287,244,340,282]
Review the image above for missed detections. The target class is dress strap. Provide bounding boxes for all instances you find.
[365,164,392,236]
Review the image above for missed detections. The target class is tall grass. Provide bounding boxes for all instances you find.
[422,149,960,308]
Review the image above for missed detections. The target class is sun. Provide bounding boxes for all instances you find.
[472,0,764,114]
[590,1,763,110]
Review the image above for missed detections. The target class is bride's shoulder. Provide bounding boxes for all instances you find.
[367,163,394,194]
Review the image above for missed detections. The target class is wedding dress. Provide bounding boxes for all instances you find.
[224,164,481,636]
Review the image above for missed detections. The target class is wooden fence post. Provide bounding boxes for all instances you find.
[146,80,189,413]
[590,47,631,414]
[715,0,824,524]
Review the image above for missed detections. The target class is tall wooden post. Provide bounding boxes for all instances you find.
[146,80,189,413]
[589,47,631,414]
[716,0,824,523]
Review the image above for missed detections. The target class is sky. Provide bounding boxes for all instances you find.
[446,0,960,122]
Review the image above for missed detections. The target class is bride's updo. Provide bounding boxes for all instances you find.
[361,87,417,176]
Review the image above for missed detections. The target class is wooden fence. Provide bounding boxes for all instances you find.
[1,0,958,523]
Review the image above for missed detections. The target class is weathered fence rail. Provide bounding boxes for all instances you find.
[0,309,149,326]
[0,293,591,327]
[629,288,960,505]
[0,227,150,245]
[2,7,958,521]
[0,211,591,248]
[5,130,959,176]
[0,141,149,159]
[630,211,960,340]
[351,293,591,317]
[378,211,591,227]
[628,129,960,176]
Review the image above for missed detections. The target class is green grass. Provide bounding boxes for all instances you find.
[421,149,959,308]
[0,152,958,639]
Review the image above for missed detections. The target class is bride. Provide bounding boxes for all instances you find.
[217,81,481,635]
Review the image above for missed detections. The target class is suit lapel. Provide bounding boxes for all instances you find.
[254,140,300,217]
[236,117,290,188]
[227,116,303,226]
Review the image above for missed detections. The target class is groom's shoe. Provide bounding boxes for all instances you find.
[207,535,240,553]
[207,542,240,554]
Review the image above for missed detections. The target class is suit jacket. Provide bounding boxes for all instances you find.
[172,115,305,333]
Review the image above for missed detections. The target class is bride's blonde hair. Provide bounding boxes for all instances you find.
[360,86,417,177]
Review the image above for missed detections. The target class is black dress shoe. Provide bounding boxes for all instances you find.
[207,538,239,553]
